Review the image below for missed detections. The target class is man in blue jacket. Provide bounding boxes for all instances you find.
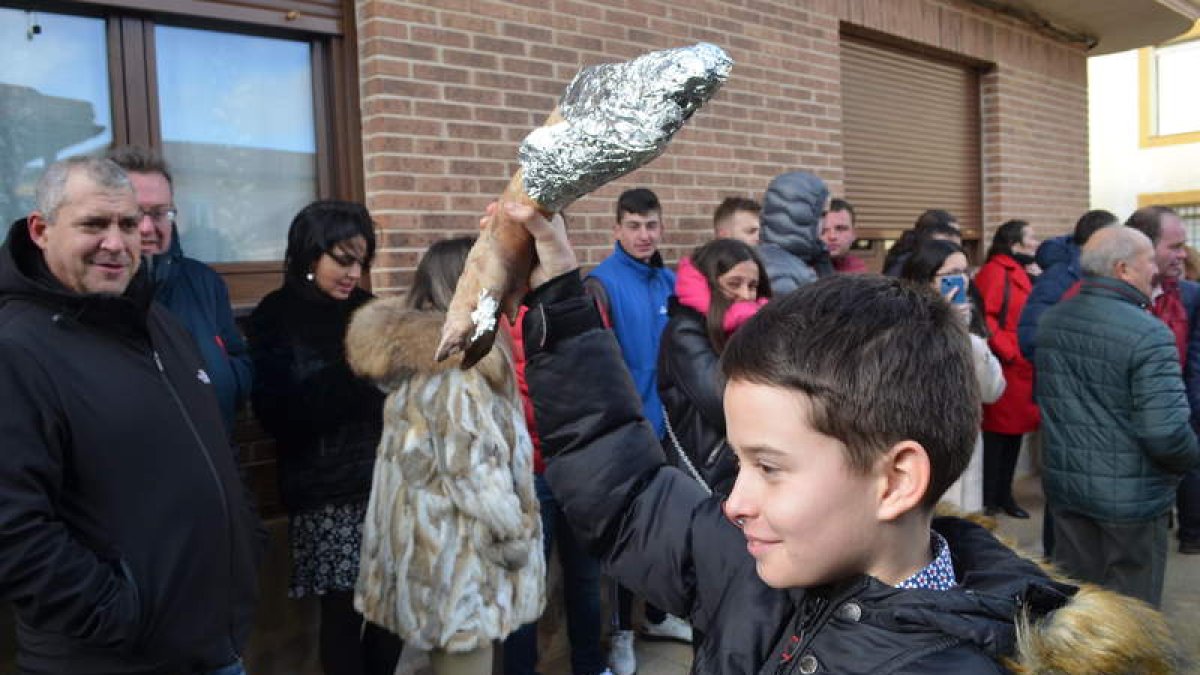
[583,188,688,673]
[1035,226,1199,606]
[107,146,253,435]
[1017,209,1117,361]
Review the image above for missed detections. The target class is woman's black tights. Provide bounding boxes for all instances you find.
[319,591,404,675]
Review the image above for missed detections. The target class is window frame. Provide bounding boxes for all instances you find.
[1138,22,1200,149]
[5,0,363,307]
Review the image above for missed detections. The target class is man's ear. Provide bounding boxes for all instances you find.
[874,440,931,521]
[28,213,50,251]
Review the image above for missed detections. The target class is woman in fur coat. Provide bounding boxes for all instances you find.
[346,237,545,675]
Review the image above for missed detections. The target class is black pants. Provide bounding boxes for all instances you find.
[1051,507,1169,608]
[319,591,404,675]
[982,431,1023,508]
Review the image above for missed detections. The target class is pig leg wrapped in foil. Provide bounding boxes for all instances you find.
[435,42,732,367]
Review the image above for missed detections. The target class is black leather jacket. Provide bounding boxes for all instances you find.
[657,299,737,494]
[248,281,383,513]
[523,270,1076,675]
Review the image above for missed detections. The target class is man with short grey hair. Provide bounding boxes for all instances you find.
[1034,226,1199,606]
[0,156,260,674]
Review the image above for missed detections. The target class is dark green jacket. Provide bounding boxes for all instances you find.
[1034,277,1199,522]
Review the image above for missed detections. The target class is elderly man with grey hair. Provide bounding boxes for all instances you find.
[0,157,261,674]
[1034,226,1199,607]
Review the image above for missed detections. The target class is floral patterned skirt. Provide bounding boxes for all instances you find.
[288,501,368,598]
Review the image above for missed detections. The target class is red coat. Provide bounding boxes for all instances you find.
[975,254,1040,434]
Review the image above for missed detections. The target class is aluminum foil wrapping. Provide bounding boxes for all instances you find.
[519,43,732,212]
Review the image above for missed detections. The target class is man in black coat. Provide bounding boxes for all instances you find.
[0,157,261,674]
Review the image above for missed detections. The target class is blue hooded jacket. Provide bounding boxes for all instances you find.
[586,242,675,438]
[1017,235,1079,361]
[150,226,253,434]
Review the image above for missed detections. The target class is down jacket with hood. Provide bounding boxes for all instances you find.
[0,219,261,674]
[345,301,544,652]
[147,225,252,434]
[523,269,1184,675]
[757,172,833,294]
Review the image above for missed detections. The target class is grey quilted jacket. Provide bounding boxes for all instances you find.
[1034,276,1199,522]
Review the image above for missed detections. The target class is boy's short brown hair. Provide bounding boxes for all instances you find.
[721,274,979,507]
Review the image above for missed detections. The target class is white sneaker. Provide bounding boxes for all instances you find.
[640,613,693,644]
[607,629,637,675]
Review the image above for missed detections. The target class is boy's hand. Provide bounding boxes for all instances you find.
[481,202,578,289]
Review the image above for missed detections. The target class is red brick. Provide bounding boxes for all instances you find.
[473,34,528,56]
[412,63,470,85]
[410,26,471,49]
[444,85,503,106]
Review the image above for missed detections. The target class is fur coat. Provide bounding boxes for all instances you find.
[345,299,545,651]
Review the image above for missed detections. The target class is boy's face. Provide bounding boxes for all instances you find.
[614,210,662,262]
[723,380,881,589]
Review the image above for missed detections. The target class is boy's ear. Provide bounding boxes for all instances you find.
[874,440,931,522]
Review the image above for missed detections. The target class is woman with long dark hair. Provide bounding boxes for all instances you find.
[658,238,771,496]
[248,201,402,675]
[975,220,1041,518]
[901,240,1004,512]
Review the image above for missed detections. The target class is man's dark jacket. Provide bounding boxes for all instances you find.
[1034,276,1200,522]
[1017,235,1078,361]
[0,220,261,673]
[149,226,252,434]
[524,270,1075,674]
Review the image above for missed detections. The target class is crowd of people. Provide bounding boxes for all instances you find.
[0,148,1197,675]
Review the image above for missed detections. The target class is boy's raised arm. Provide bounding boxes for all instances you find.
[510,202,717,619]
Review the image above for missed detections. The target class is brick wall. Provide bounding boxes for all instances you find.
[356,0,1090,291]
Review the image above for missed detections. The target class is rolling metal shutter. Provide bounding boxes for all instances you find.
[841,35,982,242]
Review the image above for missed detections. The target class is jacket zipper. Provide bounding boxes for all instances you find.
[152,350,239,664]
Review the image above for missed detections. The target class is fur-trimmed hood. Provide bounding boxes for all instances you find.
[930,512,1184,674]
[345,296,513,395]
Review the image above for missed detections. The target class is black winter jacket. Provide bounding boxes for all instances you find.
[247,281,383,513]
[524,271,1077,675]
[0,220,262,674]
[657,300,737,494]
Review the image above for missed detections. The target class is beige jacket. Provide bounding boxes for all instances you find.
[345,300,544,651]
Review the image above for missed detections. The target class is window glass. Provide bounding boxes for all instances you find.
[156,25,316,262]
[0,9,111,226]
[1176,203,1200,249]
[1155,40,1200,136]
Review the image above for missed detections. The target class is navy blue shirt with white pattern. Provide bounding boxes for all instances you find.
[895,531,957,591]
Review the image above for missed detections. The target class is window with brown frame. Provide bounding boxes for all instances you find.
[1,0,361,307]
